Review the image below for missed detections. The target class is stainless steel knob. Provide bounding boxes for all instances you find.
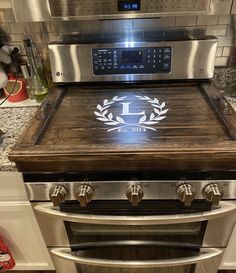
[76,184,94,207]
[126,184,144,207]
[49,184,68,207]
[202,183,224,206]
[177,183,196,207]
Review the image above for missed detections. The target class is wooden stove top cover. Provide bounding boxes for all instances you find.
[10,82,236,172]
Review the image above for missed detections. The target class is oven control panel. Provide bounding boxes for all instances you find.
[92,47,172,75]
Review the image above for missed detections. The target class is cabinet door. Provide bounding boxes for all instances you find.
[0,0,11,8]
[0,172,27,201]
[0,201,54,270]
[210,0,232,14]
[232,0,236,13]
[220,224,236,269]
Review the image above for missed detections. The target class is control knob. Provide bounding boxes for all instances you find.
[49,184,68,207]
[126,184,144,207]
[202,183,224,206]
[76,184,94,207]
[177,183,196,207]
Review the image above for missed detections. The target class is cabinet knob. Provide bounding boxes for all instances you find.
[49,184,68,207]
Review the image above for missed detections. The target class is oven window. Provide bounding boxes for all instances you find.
[74,244,197,273]
[65,221,207,247]
[76,264,195,273]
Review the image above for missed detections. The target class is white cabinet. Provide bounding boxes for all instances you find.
[210,0,233,15]
[0,172,27,201]
[232,0,236,13]
[0,201,54,270]
[220,224,236,269]
[0,172,54,270]
[0,0,11,8]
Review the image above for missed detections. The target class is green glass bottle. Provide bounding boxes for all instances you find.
[24,37,48,103]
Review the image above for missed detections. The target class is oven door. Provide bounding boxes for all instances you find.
[33,201,236,273]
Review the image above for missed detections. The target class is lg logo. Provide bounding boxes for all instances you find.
[56,72,69,77]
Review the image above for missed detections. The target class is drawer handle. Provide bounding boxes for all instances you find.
[50,246,223,268]
[34,201,236,225]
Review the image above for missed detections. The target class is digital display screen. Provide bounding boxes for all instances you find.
[122,50,143,64]
[118,0,140,11]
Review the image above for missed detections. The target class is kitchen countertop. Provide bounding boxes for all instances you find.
[213,67,236,98]
[1,68,236,172]
[0,107,38,171]
[213,67,236,110]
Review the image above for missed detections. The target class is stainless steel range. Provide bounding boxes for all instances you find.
[10,35,236,273]
[25,172,236,273]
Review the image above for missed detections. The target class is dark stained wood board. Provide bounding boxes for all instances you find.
[8,270,236,273]
[10,271,55,273]
[9,82,236,172]
[9,270,236,273]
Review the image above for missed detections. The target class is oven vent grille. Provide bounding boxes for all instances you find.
[48,0,210,17]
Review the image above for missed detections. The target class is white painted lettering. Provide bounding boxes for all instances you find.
[120,102,145,116]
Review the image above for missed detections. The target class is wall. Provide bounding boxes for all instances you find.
[1,7,236,67]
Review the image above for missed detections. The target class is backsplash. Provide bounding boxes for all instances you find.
[1,8,236,67]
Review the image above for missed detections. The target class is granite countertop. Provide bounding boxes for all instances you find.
[0,107,38,171]
[0,68,236,172]
[213,68,236,109]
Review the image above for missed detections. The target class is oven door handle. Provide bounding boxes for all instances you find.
[50,246,223,268]
[34,201,236,225]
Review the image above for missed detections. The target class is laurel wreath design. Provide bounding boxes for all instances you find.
[94,95,168,132]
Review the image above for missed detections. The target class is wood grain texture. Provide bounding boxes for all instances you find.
[218,271,236,273]
[8,269,236,273]
[9,82,236,172]
[9,270,236,273]
[10,271,55,273]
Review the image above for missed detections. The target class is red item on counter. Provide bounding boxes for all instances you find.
[3,74,28,102]
[0,236,15,271]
